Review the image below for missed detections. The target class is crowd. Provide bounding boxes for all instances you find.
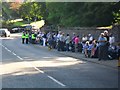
[22,30,120,61]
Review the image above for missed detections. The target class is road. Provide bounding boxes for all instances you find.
[0,33,118,88]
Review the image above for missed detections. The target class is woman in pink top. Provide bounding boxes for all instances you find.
[75,35,80,52]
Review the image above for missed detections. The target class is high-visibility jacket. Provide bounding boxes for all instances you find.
[32,34,35,39]
[22,33,26,38]
[26,34,29,38]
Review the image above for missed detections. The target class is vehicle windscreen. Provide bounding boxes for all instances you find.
[0,30,5,34]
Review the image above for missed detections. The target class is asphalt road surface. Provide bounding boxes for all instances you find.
[0,33,118,88]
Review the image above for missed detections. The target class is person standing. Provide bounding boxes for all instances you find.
[104,30,109,41]
[22,32,26,44]
[74,35,80,52]
[32,32,36,44]
[57,31,62,51]
[42,32,47,46]
[103,30,110,60]
[98,33,107,61]
[72,33,76,44]
[60,33,66,51]
[47,33,52,50]
[65,34,71,51]
[109,33,115,46]
[25,32,29,44]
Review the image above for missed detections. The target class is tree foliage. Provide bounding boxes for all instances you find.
[2,2,120,27]
[46,2,120,27]
[19,2,46,22]
[2,2,21,20]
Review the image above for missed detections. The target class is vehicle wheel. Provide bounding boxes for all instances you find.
[5,33,7,37]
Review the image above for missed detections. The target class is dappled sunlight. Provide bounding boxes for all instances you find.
[11,70,39,76]
[29,60,84,68]
[1,61,40,76]
[42,57,79,61]
[0,37,15,40]
[30,20,45,28]
[1,57,86,76]
[97,26,112,29]
[10,19,23,23]
[30,57,85,68]
[56,57,78,61]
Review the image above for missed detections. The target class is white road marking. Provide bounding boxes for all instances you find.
[4,47,7,50]
[2,45,18,57]
[1,45,5,47]
[7,49,11,52]
[27,62,66,86]
[47,75,66,87]
[33,66,45,74]
[26,62,66,87]
[2,44,66,87]
[17,56,23,60]
[12,53,16,56]
[2,46,12,53]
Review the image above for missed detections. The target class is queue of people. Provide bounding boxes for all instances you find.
[21,30,120,61]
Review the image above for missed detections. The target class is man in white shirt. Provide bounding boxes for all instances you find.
[109,33,115,46]
[57,31,62,51]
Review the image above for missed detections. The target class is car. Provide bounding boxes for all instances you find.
[25,25,32,31]
[0,28,10,37]
[11,28,20,33]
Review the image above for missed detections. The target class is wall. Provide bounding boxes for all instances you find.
[42,25,120,42]
[60,25,120,42]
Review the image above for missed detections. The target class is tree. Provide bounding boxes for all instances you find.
[19,2,46,22]
[46,2,120,27]
[2,2,21,20]
[112,2,120,24]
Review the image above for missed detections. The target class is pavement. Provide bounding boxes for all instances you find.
[34,44,118,69]
[59,51,118,69]
[5,32,118,69]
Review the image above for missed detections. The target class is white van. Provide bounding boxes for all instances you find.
[0,28,10,37]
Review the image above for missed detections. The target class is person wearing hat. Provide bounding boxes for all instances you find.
[98,33,107,61]
[104,30,110,59]
[104,30,109,41]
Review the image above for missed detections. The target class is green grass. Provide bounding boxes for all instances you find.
[13,21,26,26]
[11,19,45,28]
